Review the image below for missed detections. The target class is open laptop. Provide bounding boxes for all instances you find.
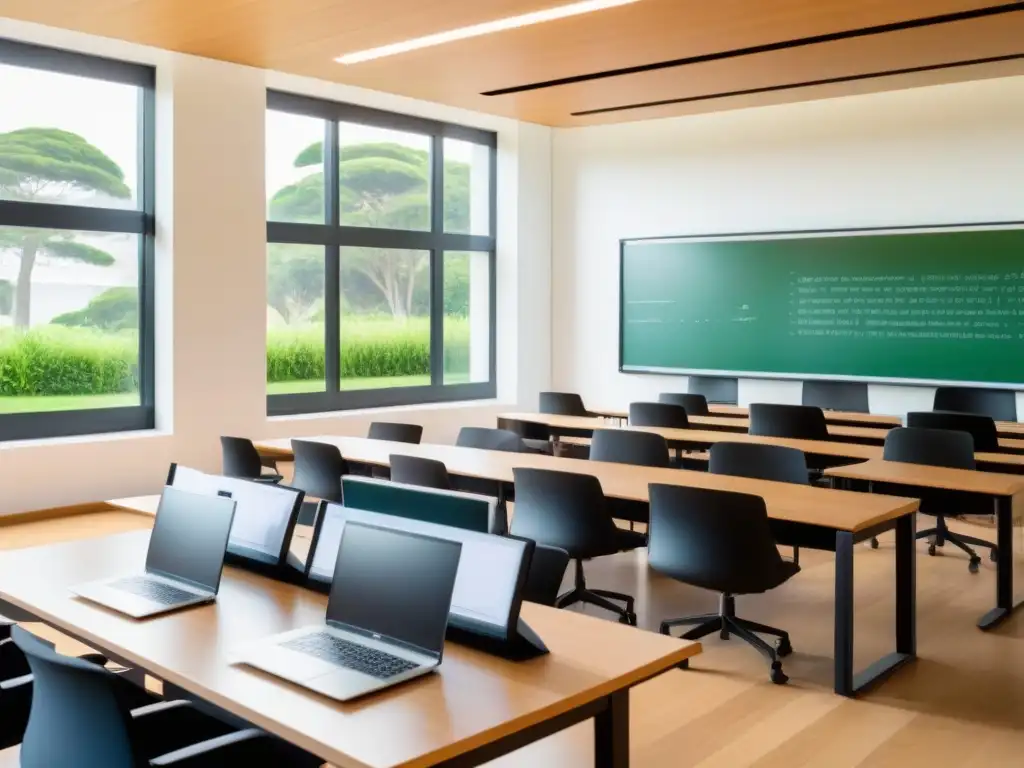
[236,521,462,702]
[72,487,236,619]
[305,502,535,643]
[168,464,304,567]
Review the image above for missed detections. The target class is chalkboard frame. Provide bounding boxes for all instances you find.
[618,220,1024,389]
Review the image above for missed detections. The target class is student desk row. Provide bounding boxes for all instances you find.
[0,524,699,768]
[255,435,919,697]
[497,413,1024,471]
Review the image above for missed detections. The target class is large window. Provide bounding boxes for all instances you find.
[0,40,155,440]
[266,92,496,415]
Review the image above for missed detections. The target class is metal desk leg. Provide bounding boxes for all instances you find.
[594,690,629,768]
[834,531,855,696]
[895,513,917,657]
[978,495,1021,630]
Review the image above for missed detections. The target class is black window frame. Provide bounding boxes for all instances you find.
[266,90,498,416]
[0,38,156,441]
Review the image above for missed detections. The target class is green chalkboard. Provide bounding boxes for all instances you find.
[620,226,1024,386]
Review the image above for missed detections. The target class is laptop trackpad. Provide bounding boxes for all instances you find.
[252,646,334,682]
[307,669,379,700]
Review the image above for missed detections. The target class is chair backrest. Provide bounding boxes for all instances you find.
[589,429,671,468]
[12,626,142,768]
[647,484,789,595]
[884,427,977,470]
[933,387,1017,422]
[456,427,525,453]
[341,475,500,533]
[708,442,809,485]
[688,375,738,405]
[906,410,999,453]
[519,544,570,607]
[388,454,452,490]
[801,380,869,413]
[629,402,689,429]
[290,439,347,501]
[749,403,829,440]
[658,392,709,416]
[510,468,619,558]
[538,392,590,417]
[367,422,423,444]
[220,436,263,479]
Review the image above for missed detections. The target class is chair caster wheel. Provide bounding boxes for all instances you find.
[968,557,980,574]
[776,637,793,657]
[870,538,879,549]
[990,549,999,562]
[620,612,637,626]
[770,662,789,685]
[927,544,937,557]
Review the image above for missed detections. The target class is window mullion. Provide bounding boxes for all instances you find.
[325,121,341,396]
[429,135,444,387]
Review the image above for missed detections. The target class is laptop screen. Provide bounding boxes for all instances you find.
[146,487,236,592]
[310,504,527,639]
[327,522,462,657]
[170,466,300,561]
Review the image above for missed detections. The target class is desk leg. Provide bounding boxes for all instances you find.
[895,513,917,656]
[834,532,855,696]
[978,495,1021,630]
[594,690,629,768]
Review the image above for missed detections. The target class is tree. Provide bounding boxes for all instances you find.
[52,286,137,331]
[269,141,469,320]
[267,245,323,324]
[0,128,130,328]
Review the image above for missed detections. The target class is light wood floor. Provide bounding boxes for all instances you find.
[3,507,1023,767]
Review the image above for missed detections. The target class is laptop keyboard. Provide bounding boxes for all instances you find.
[282,632,418,679]
[110,576,199,606]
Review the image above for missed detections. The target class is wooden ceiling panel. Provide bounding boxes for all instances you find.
[0,0,1020,125]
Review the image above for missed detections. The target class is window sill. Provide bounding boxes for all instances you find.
[267,398,507,424]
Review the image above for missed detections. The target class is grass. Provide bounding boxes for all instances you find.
[0,392,139,414]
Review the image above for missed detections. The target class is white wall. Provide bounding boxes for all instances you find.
[552,76,1024,418]
[0,19,553,515]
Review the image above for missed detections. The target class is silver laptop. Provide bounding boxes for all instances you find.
[72,487,237,619]
[236,521,462,702]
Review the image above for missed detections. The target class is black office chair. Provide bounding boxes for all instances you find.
[884,427,997,573]
[539,391,592,417]
[456,427,526,453]
[219,437,282,484]
[801,380,870,413]
[648,484,799,684]
[708,442,809,564]
[389,454,452,491]
[367,422,423,444]
[290,439,347,525]
[511,468,644,624]
[689,375,738,405]
[749,403,829,440]
[520,544,571,607]
[658,392,710,416]
[590,429,671,528]
[629,402,689,429]
[11,627,319,768]
[934,386,1017,422]
[1,636,34,750]
[906,410,1000,453]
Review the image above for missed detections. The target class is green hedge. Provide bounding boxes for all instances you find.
[0,327,137,397]
[0,318,472,397]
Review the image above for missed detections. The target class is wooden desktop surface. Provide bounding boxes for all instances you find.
[0,531,700,768]
[824,459,1024,498]
[592,404,903,427]
[254,436,918,532]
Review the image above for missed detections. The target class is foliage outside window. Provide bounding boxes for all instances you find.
[266,92,496,414]
[0,40,154,440]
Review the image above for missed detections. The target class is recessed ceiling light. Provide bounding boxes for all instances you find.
[336,0,643,65]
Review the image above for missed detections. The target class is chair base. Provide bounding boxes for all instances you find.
[660,595,790,684]
[555,560,637,625]
[917,515,997,574]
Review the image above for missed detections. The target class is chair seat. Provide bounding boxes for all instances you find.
[614,528,647,552]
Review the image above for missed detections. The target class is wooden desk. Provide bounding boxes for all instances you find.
[497,413,1024,471]
[590,405,903,429]
[0,530,699,768]
[824,459,1024,632]
[256,435,918,696]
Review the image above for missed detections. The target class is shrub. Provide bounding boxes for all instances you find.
[0,326,137,396]
[52,287,138,331]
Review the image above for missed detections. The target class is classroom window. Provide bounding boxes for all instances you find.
[266,92,497,415]
[0,40,155,440]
